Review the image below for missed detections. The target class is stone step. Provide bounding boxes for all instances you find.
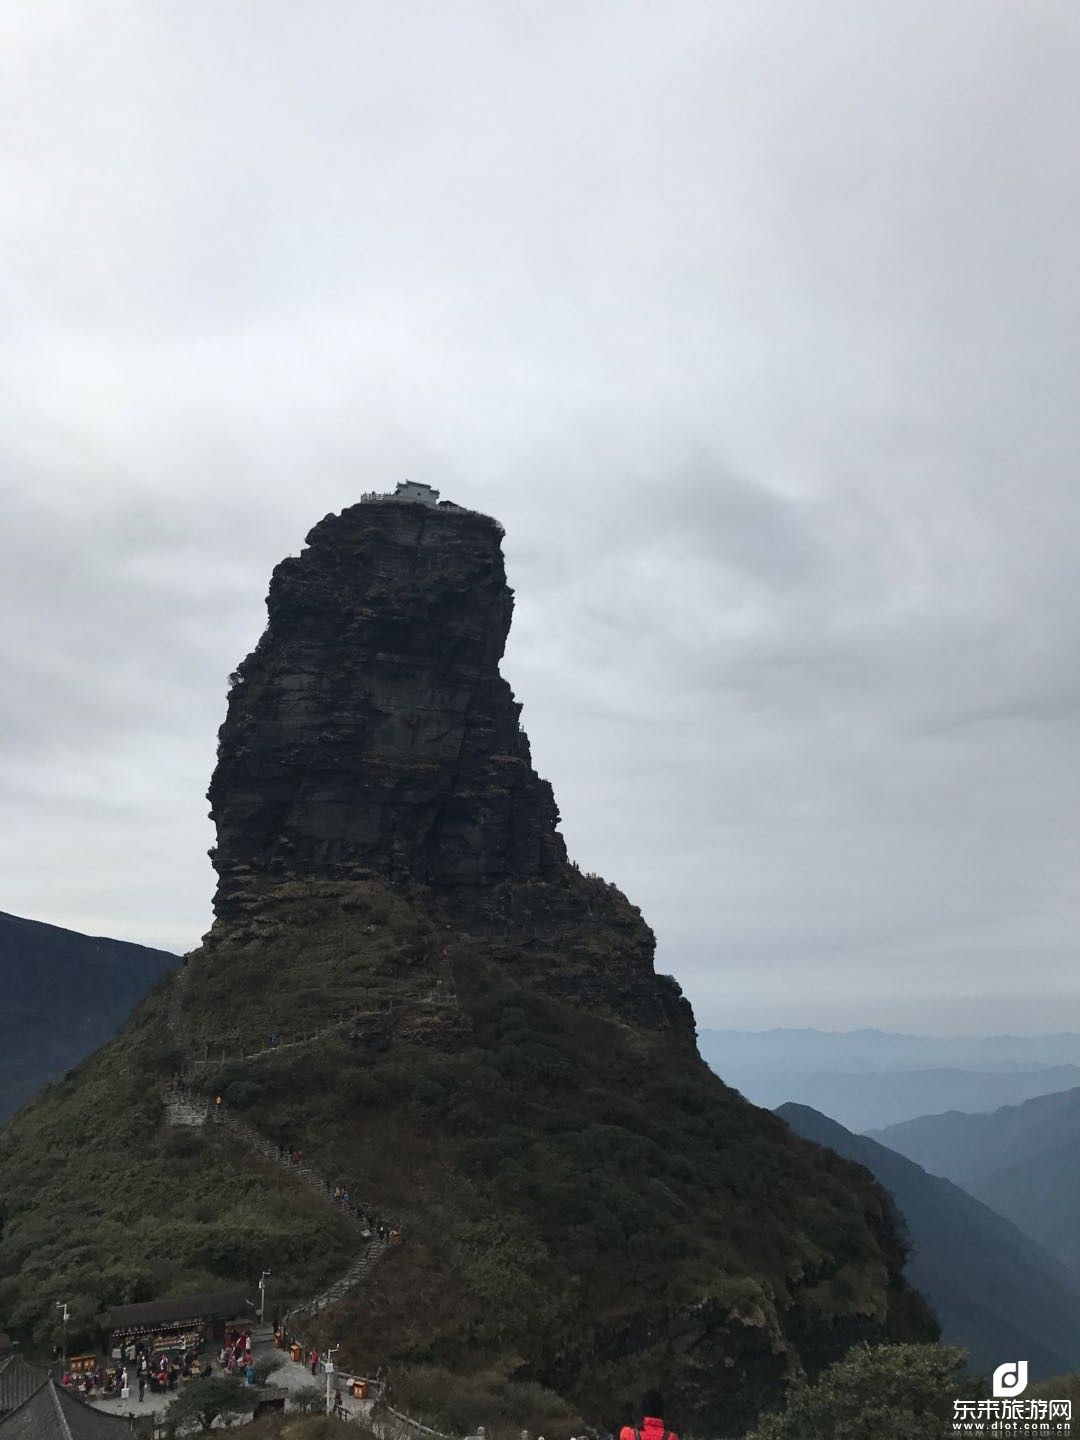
[162,1080,396,1336]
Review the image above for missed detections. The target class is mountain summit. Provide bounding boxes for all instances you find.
[211,492,563,906]
[206,490,681,1033]
[0,492,935,1435]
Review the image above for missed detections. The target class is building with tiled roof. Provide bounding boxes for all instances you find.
[0,1355,48,1417]
[0,1378,132,1440]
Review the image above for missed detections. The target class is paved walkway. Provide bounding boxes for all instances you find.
[88,1382,170,1422]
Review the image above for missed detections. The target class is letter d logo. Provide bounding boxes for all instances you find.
[993,1361,1028,1398]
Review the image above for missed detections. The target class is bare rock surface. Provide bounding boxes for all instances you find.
[208,496,687,1035]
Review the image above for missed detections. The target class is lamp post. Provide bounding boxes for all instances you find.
[259,1270,271,1324]
[55,1302,69,1367]
[323,1345,339,1415]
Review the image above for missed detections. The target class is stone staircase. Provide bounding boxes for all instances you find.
[160,970,451,1439]
[165,1089,376,1234]
[290,1234,390,1322]
[162,967,398,1331]
[182,1004,396,1072]
[167,949,438,1074]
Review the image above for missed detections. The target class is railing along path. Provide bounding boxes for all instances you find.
[163,961,457,1437]
[163,967,398,1333]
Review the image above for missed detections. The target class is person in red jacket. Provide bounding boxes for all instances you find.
[619,1391,677,1440]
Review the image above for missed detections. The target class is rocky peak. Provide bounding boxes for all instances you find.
[210,496,569,910]
[207,493,691,1036]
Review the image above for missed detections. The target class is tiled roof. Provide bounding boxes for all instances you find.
[0,1356,48,1415]
[0,1380,132,1440]
[100,1289,253,1330]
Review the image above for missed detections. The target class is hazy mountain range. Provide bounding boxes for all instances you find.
[778,1102,1080,1378]
[0,910,178,1119]
[701,1028,1080,1130]
[872,1088,1080,1277]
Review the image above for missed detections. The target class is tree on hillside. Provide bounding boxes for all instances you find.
[251,1354,284,1385]
[291,1384,327,1414]
[745,1343,968,1440]
[163,1376,252,1434]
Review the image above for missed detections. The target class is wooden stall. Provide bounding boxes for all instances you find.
[99,1289,255,1358]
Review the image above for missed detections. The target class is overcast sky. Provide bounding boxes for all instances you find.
[3,2,1079,1035]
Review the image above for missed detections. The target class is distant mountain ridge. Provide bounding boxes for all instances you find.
[0,910,178,1119]
[699,1029,1080,1130]
[735,1064,1080,1132]
[704,1029,1080,1071]
[872,1087,1080,1276]
[777,1103,1080,1378]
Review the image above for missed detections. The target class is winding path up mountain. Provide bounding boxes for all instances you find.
[162,966,397,1333]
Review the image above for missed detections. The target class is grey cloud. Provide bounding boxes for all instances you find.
[2,1,1079,1032]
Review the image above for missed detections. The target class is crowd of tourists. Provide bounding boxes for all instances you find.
[61,1364,129,1400]
[61,1341,212,1403]
[219,1327,255,1376]
[329,1183,395,1239]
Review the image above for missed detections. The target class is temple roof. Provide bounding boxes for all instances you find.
[0,1355,48,1416]
[0,1380,131,1440]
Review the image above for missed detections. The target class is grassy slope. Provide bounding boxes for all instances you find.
[0,884,932,1433]
[0,983,359,1354]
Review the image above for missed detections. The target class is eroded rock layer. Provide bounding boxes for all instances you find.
[208,497,686,1034]
[211,501,566,901]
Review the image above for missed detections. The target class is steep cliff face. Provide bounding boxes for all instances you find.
[210,501,565,905]
[208,497,685,1035]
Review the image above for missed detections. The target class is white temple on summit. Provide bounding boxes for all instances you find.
[358,480,483,523]
[361,480,440,506]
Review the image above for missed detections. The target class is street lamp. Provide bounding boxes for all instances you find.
[55,1302,69,1366]
[323,1345,339,1415]
[258,1270,272,1324]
